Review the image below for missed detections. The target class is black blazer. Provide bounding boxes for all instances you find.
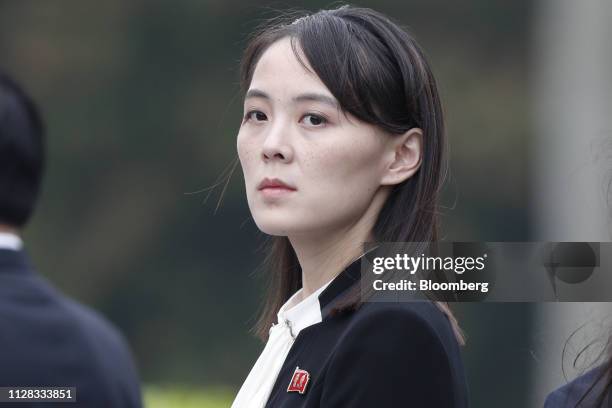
[544,365,611,407]
[0,248,142,408]
[263,257,469,407]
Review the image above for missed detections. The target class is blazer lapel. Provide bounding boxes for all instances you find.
[318,256,362,321]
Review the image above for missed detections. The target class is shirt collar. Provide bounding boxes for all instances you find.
[0,232,23,251]
[276,276,333,337]
[277,245,379,334]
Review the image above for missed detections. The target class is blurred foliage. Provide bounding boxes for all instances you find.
[0,1,534,407]
[144,385,234,408]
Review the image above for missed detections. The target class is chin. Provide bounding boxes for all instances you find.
[252,213,297,236]
[255,224,294,236]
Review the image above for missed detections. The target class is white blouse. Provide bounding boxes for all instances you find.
[231,277,334,408]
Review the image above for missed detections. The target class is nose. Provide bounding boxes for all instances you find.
[261,119,293,163]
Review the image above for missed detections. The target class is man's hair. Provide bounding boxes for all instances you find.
[0,70,45,228]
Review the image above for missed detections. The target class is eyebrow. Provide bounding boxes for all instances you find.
[245,88,339,109]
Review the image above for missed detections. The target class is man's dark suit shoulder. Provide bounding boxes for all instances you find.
[0,249,142,407]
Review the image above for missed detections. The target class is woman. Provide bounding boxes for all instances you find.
[232,5,468,407]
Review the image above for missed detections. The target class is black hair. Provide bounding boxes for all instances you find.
[0,70,45,228]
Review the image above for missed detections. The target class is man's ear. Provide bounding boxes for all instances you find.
[380,128,423,186]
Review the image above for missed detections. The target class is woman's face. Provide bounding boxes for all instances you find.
[236,37,393,237]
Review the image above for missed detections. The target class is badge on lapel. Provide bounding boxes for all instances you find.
[287,366,310,394]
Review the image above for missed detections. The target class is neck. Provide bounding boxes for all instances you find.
[0,225,19,235]
[288,187,389,298]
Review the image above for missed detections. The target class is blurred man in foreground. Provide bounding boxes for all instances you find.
[0,71,143,407]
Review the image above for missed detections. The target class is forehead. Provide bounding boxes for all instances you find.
[250,37,330,96]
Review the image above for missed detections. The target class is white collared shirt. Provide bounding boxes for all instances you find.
[231,277,334,408]
[0,232,23,251]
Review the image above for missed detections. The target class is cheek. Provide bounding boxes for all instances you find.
[237,132,257,179]
[307,137,381,186]
[301,137,383,211]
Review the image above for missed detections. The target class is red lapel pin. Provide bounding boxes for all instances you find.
[287,366,310,394]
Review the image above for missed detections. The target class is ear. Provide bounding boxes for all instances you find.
[380,128,423,186]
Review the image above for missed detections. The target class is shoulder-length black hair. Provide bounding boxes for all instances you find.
[238,4,464,344]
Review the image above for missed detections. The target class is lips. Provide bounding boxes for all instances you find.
[257,177,297,191]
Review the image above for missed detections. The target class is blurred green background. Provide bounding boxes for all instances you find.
[0,1,535,406]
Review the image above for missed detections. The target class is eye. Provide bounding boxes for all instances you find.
[301,113,328,127]
[244,110,267,123]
